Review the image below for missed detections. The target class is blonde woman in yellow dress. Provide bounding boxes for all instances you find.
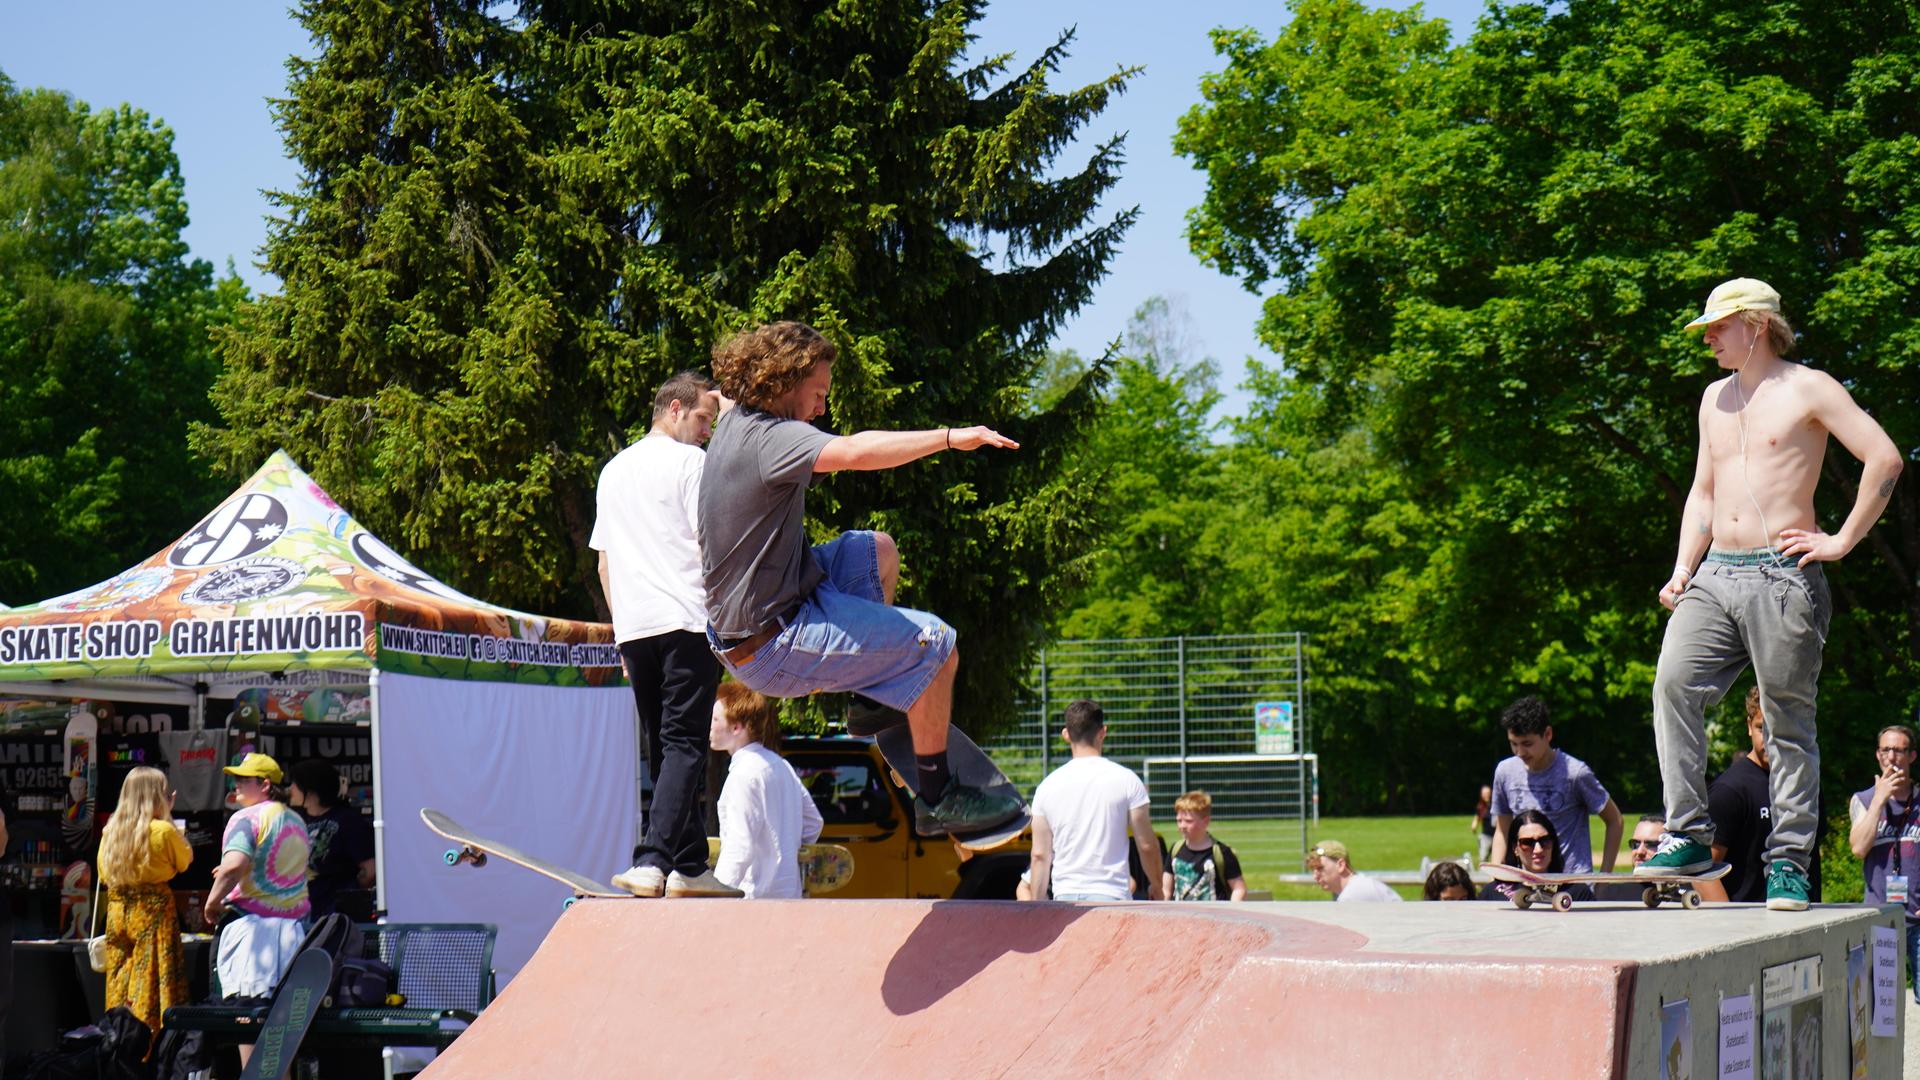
[99,765,192,1040]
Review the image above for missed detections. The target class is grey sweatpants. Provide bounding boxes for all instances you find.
[1652,556,1830,870]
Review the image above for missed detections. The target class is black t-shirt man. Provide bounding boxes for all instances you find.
[1709,754,1821,903]
[303,803,375,918]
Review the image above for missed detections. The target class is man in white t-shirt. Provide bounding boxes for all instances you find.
[1308,840,1402,902]
[593,372,740,898]
[1026,700,1163,902]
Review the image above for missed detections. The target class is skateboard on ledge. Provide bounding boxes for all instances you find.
[1483,861,1731,911]
[422,807,627,907]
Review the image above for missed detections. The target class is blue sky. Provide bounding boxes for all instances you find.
[0,1,1486,420]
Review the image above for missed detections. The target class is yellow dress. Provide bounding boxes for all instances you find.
[103,819,193,1039]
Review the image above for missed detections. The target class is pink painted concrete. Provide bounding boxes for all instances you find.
[420,900,1633,1077]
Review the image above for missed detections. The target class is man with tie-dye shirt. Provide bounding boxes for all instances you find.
[204,753,311,1017]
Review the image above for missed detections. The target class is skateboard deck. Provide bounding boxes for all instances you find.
[706,839,857,895]
[238,946,331,1080]
[421,808,627,902]
[872,723,1030,852]
[1484,862,1731,911]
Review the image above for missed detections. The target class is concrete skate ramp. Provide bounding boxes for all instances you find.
[421,899,1653,1076]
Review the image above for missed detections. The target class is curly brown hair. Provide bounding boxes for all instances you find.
[710,322,837,410]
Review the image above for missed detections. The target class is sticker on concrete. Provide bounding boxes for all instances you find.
[1718,993,1755,1080]
[1761,954,1821,1079]
[1871,924,1898,1038]
[1660,998,1690,1080]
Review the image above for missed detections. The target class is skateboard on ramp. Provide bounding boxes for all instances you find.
[422,808,627,907]
[870,720,1030,852]
[1483,862,1731,911]
[705,837,857,895]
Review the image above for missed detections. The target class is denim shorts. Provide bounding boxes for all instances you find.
[708,531,955,712]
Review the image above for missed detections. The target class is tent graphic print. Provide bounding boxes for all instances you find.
[0,450,620,688]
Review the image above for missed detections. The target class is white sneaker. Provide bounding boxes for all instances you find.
[611,864,665,897]
[666,868,744,898]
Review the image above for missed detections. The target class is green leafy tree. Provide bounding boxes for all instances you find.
[1176,0,1920,811]
[197,1,1135,730]
[1051,297,1222,640]
[0,74,241,602]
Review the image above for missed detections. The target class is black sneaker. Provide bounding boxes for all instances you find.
[846,697,909,736]
[913,782,1023,837]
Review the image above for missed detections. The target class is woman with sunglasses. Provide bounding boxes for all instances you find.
[1477,809,1594,902]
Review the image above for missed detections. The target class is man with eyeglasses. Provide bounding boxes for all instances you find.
[1593,815,1669,900]
[1849,723,1920,1002]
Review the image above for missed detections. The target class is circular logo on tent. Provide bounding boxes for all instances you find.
[180,558,307,606]
[169,495,290,568]
[349,532,471,602]
[43,566,172,612]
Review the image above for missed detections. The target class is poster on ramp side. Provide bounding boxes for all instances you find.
[1760,955,1821,1080]
[1660,997,1691,1079]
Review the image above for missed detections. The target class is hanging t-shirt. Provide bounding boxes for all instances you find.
[158,730,228,812]
[1031,756,1150,901]
[1852,785,1920,922]
[590,434,709,642]
[1170,838,1243,901]
[301,803,375,918]
[222,801,311,919]
[1490,750,1611,872]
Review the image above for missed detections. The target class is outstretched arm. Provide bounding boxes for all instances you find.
[814,426,1018,473]
[1781,376,1904,566]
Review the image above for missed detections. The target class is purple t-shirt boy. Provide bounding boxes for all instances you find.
[1491,750,1611,873]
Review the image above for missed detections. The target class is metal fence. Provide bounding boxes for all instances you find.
[983,633,1313,834]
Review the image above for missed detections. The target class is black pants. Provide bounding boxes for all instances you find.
[622,631,720,877]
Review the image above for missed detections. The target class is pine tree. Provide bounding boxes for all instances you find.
[198,1,1135,729]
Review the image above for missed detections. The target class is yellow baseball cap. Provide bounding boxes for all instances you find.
[223,752,283,783]
[1308,840,1349,864]
[1684,277,1781,330]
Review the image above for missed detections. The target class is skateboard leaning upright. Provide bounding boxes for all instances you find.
[421,808,627,906]
[1483,862,1732,911]
[866,711,1030,851]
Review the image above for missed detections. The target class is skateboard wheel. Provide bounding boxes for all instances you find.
[443,848,460,865]
[563,896,577,910]
[1511,889,1533,910]
[1550,890,1574,913]
[1680,889,1702,910]
[1642,885,1661,909]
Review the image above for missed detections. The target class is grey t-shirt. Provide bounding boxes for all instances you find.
[1489,750,1611,872]
[700,406,838,636]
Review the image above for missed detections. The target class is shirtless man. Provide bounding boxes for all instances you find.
[699,321,1024,836]
[1639,278,1903,911]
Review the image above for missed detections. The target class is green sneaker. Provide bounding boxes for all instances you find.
[1634,832,1714,876]
[913,782,1023,838]
[1766,860,1811,911]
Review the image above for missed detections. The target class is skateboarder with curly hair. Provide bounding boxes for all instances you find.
[699,321,1022,837]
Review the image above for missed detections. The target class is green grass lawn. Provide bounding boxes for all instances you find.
[1157,813,1629,901]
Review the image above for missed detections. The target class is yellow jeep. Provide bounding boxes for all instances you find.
[779,735,1031,899]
